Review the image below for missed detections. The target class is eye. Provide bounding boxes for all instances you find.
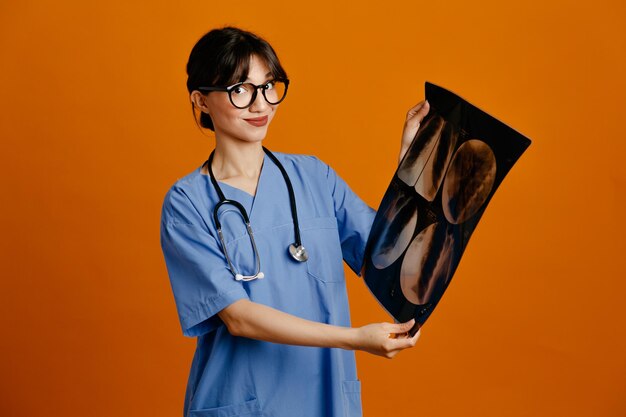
[232,85,249,95]
[264,81,276,90]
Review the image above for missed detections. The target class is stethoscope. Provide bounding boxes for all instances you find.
[208,147,308,281]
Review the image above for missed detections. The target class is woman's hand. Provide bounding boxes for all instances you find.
[353,319,421,359]
[399,100,430,164]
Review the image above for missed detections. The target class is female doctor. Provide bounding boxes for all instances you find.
[160,26,430,417]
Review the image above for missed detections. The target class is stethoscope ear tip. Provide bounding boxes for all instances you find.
[235,274,244,281]
[257,272,265,279]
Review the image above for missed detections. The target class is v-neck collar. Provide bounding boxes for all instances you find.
[209,152,270,224]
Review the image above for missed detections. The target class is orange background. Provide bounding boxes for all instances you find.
[1,1,625,416]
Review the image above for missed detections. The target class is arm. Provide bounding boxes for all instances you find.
[219,299,420,359]
[398,100,430,164]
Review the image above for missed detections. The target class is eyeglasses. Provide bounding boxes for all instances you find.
[198,79,289,109]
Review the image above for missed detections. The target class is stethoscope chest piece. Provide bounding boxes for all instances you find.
[289,243,308,262]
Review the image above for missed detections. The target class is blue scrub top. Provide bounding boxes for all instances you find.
[160,153,376,417]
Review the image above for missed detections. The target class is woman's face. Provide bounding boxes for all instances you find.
[202,55,278,145]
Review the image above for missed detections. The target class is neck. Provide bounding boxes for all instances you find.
[211,140,265,181]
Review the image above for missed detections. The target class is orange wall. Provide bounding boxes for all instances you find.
[1,1,625,416]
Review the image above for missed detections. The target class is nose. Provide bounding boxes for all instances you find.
[248,87,270,112]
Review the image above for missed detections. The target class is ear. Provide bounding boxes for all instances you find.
[190,90,210,113]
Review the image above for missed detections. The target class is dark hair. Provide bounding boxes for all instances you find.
[186,27,288,131]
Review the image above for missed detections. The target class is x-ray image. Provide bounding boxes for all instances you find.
[363,83,531,335]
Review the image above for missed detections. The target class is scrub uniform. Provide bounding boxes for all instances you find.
[160,153,376,417]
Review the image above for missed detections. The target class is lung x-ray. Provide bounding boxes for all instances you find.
[363,82,531,335]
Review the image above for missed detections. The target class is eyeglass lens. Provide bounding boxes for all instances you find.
[230,81,287,108]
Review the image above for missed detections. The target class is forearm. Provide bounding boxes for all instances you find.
[219,299,358,350]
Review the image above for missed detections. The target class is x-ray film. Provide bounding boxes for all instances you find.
[363,82,531,335]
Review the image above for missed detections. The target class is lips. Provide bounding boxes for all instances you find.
[244,115,268,127]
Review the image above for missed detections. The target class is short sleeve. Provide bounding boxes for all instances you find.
[318,158,377,276]
[160,187,249,337]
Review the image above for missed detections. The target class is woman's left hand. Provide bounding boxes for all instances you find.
[398,100,430,164]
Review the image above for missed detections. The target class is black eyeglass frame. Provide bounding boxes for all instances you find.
[197,78,290,109]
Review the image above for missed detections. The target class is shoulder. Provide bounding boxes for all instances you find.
[161,164,211,226]
[269,151,332,178]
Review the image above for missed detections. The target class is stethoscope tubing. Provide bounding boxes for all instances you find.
[207,147,307,280]
[263,147,303,248]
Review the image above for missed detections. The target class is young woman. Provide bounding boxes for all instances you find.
[161,26,430,417]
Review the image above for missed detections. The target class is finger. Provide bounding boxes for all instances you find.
[406,99,429,115]
[406,100,426,117]
[387,319,415,338]
[389,331,420,349]
[406,100,430,123]
[385,350,400,359]
[411,328,421,343]
[390,340,411,351]
[391,318,415,333]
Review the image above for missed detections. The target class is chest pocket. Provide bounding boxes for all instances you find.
[300,216,345,283]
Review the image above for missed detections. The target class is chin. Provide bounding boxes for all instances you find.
[231,132,267,145]
[218,121,272,144]
[243,125,270,142]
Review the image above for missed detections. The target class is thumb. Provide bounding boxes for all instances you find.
[392,319,415,333]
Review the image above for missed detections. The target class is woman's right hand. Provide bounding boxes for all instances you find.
[353,319,421,359]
